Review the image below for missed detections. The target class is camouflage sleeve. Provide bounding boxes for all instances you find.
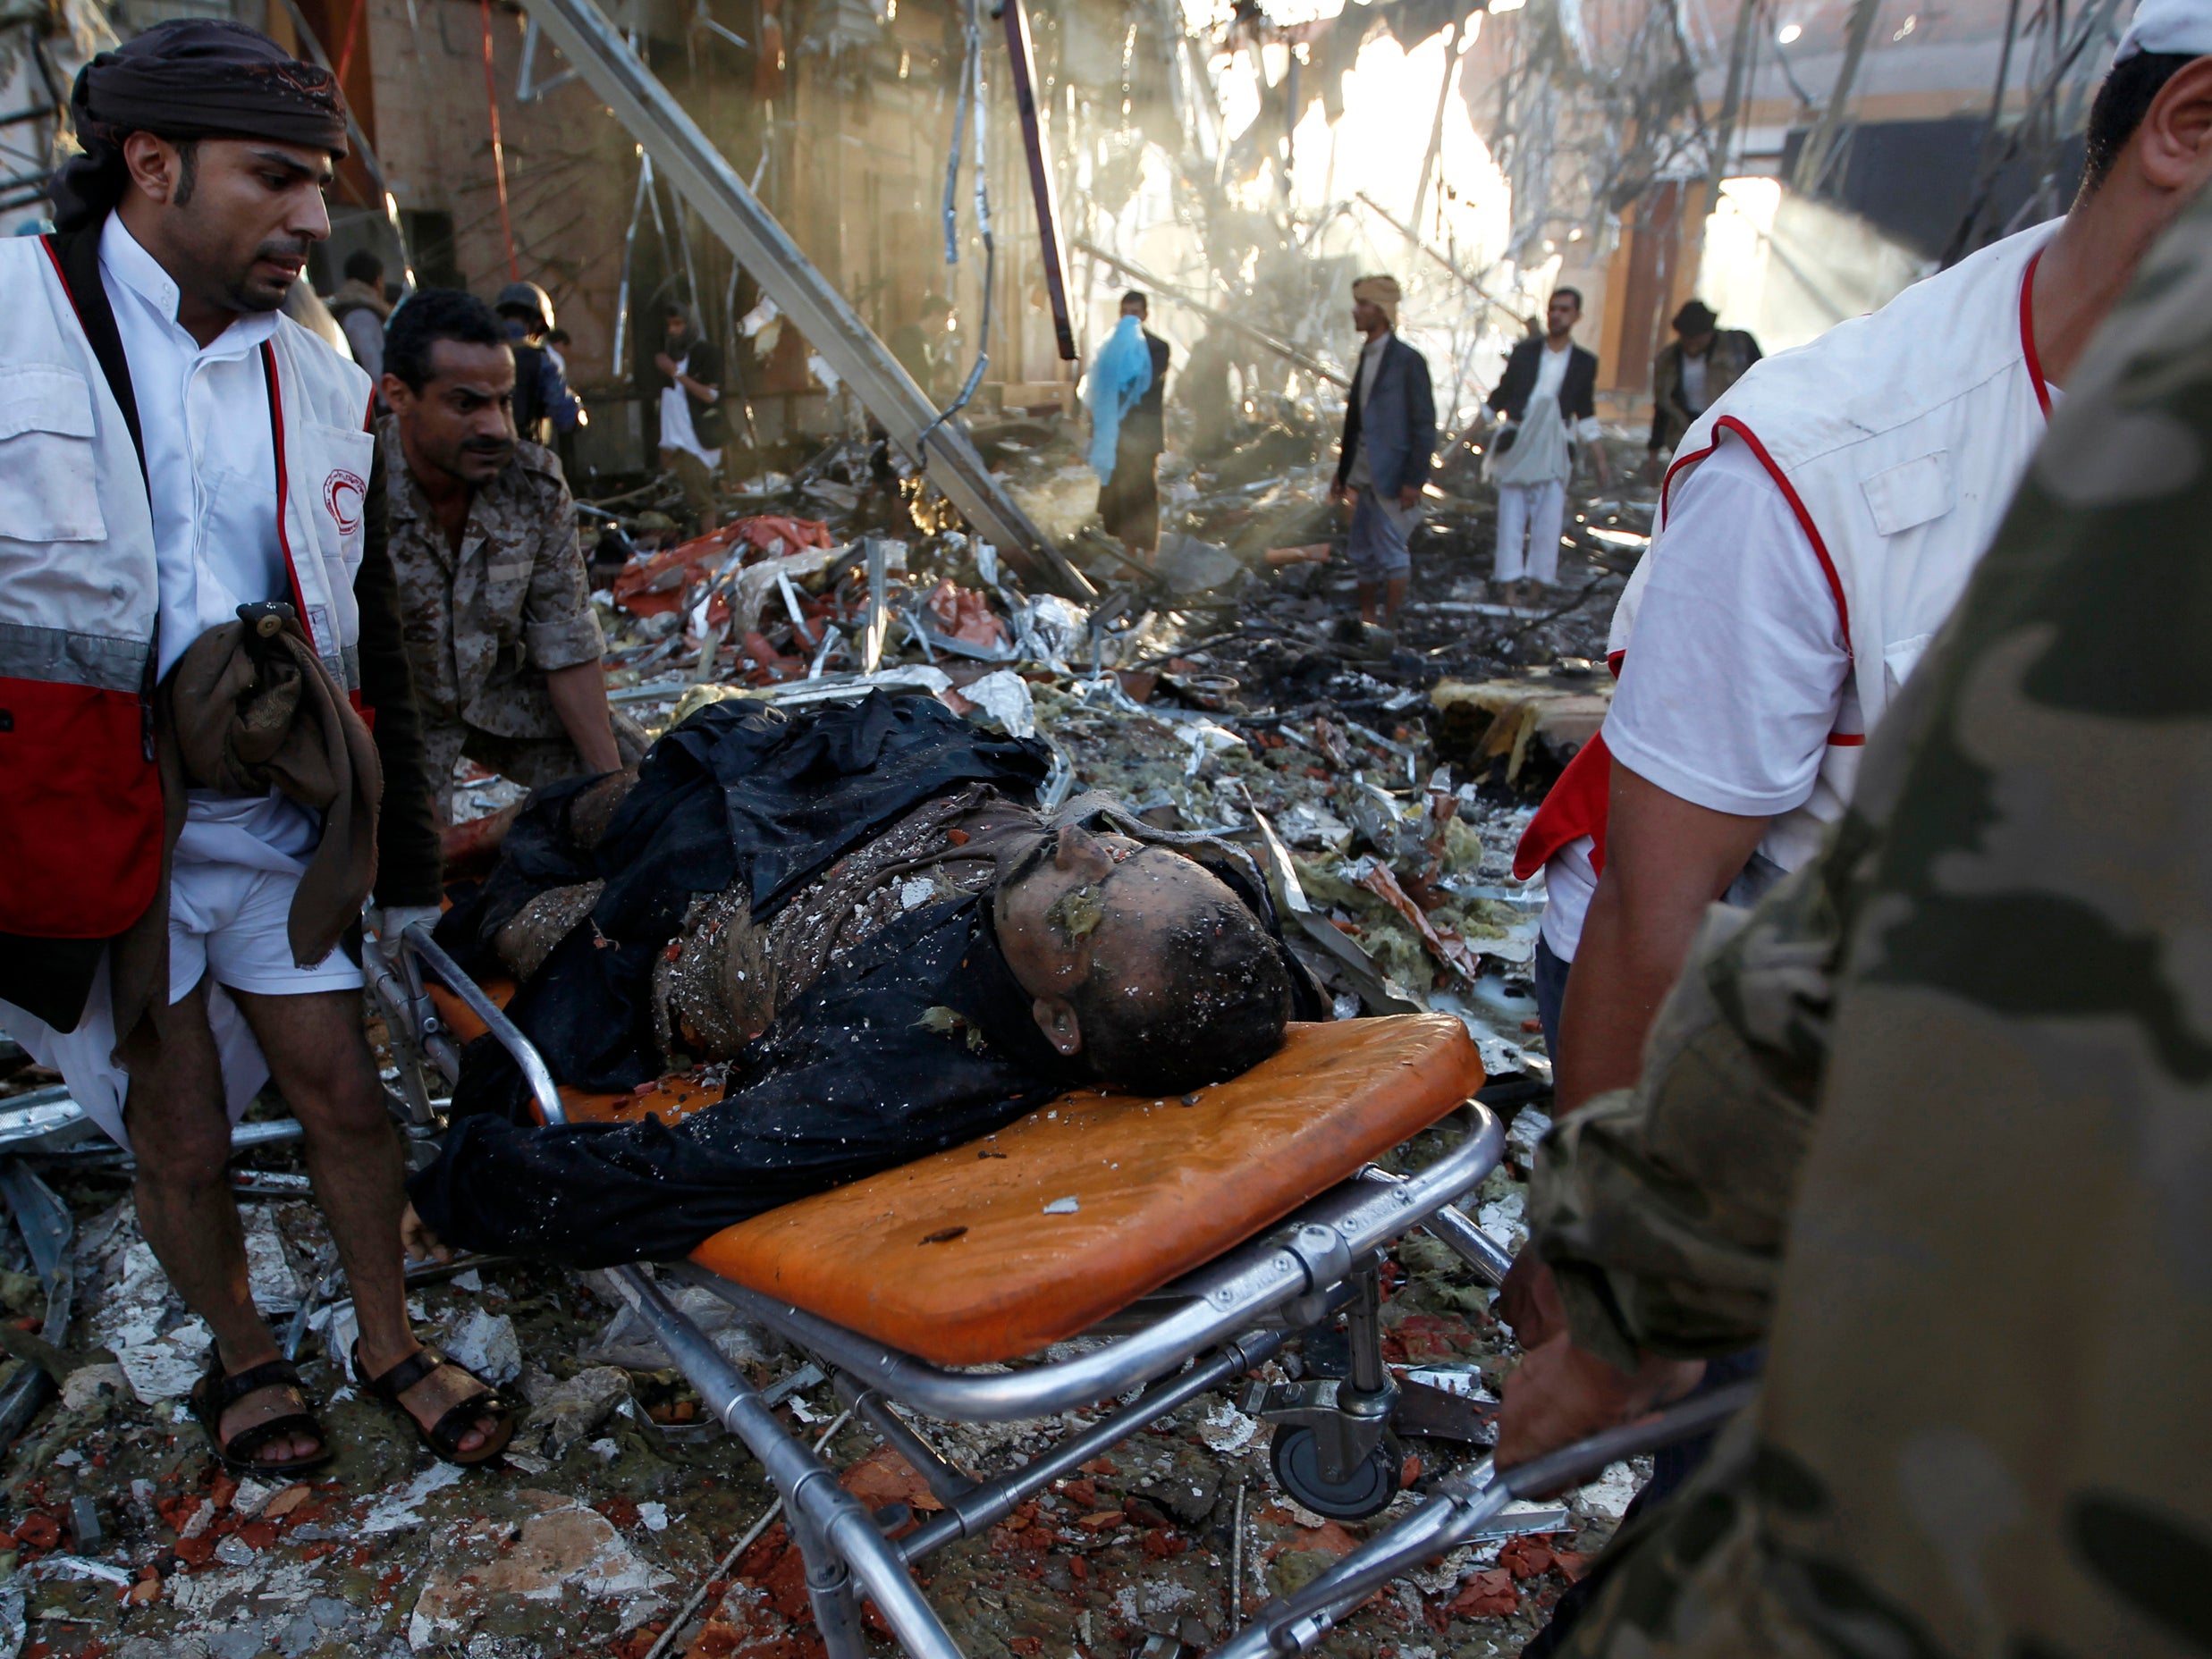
[1528,814,1870,1368]
[522,464,606,673]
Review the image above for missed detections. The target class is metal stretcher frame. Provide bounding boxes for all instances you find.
[384,922,1579,1659]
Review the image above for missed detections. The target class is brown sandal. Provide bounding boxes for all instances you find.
[352,1340,515,1466]
[188,1352,333,1476]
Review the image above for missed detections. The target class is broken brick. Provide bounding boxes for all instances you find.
[1448,1569,1520,1618]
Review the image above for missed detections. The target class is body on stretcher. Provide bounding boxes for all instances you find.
[373,921,1585,1659]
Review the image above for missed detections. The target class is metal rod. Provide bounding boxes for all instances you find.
[1219,1380,1762,1659]
[614,1267,966,1659]
[1000,0,1073,361]
[835,1379,978,1507]
[1229,1479,1246,1622]
[513,0,1085,594]
[642,1407,852,1659]
[1361,1161,1515,1285]
[894,1328,1284,1562]
[401,923,567,1127]
[1419,1202,1514,1287]
[860,539,887,674]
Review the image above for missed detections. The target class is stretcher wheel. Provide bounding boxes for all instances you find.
[1270,1425,1405,1520]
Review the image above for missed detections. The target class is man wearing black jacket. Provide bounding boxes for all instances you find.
[0,21,500,1469]
[1486,289,1609,602]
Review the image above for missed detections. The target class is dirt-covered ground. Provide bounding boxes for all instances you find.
[1,421,1658,1659]
[2,1103,1648,1659]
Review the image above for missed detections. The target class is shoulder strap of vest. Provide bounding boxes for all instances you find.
[40,226,148,490]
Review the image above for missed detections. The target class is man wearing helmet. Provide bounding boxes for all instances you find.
[491,279,583,448]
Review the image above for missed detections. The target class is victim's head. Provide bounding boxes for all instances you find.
[993,823,1294,1094]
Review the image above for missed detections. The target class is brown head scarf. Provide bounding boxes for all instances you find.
[51,19,349,232]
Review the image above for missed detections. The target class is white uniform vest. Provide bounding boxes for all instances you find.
[1610,218,2059,875]
[0,232,375,944]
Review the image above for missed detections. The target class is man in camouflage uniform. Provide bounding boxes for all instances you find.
[378,288,644,821]
[1493,80,2212,1656]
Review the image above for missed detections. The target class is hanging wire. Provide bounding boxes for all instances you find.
[917,0,993,451]
[477,0,520,281]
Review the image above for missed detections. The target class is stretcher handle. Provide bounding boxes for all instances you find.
[400,922,570,1127]
[1223,1377,1763,1659]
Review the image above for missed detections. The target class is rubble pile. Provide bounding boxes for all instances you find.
[0,1119,1657,1659]
[577,415,1640,1074]
[1,414,1657,1658]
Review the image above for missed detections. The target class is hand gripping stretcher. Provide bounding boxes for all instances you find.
[368,921,1737,1659]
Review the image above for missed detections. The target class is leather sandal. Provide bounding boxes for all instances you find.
[352,1339,515,1467]
[187,1352,334,1477]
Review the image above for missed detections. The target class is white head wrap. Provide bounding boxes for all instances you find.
[2115,0,2212,61]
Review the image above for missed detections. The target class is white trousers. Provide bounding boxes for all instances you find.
[1495,479,1566,585]
[0,857,359,1150]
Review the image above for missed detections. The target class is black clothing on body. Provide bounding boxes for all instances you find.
[1120,329,1172,456]
[409,696,1325,1267]
[432,690,1051,1093]
[409,892,1080,1265]
[1486,336,1600,425]
[653,333,728,451]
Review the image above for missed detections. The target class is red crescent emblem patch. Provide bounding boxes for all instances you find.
[325,468,367,535]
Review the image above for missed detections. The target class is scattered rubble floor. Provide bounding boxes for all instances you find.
[4,426,1658,1658]
[2,1110,1649,1659]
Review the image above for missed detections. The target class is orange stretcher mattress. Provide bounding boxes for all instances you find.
[425,982,1483,1364]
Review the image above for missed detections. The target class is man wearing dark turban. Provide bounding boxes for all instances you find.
[0,19,510,1473]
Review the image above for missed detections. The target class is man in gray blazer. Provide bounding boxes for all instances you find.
[1329,274,1435,633]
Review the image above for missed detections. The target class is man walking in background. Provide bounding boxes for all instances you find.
[1487,286,1608,605]
[1646,299,1760,468]
[379,289,639,823]
[1097,291,1171,562]
[324,246,389,381]
[1329,274,1434,635]
[655,301,729,532]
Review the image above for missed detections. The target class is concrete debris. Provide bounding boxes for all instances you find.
[1573,1462,1644,1525]
[407,1498,673,1649]
[579,1275,780,1373]
[60,1360,126,1411]
[525,1365,632,1456]
[440,1306,523,1388]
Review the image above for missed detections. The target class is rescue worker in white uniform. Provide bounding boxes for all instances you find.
[0,21,510,1472]
[1499,0,2212,1488]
